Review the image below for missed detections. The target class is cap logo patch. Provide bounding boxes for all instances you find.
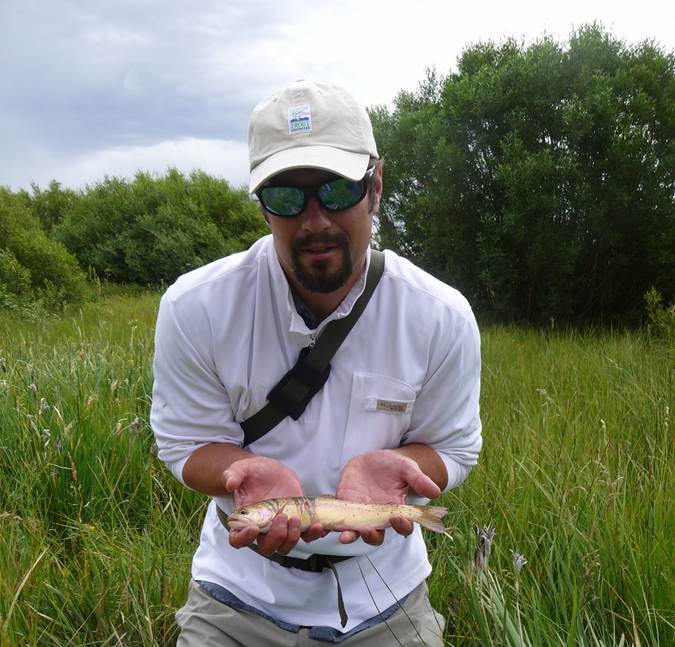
[288,104,312,135]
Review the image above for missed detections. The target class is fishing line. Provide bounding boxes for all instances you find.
[364,555,435,646]
[365,554,430,646]
[426,539,449,638]
[356,558,405,647]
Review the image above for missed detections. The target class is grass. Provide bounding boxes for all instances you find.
[0,294,672,645]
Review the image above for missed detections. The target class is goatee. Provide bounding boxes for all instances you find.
[291,232,353,294]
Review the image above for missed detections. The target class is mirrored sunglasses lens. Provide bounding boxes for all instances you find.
[318,179,364,211]
[260,187,304,216]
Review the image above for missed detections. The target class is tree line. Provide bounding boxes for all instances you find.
[0,170,267,311]
[1,25,673,324]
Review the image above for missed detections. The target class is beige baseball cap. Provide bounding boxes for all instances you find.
[248,80,379,193]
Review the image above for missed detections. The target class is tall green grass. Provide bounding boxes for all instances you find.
[0,296,671,645]
[428,325,673,646]
[0,293,202,646]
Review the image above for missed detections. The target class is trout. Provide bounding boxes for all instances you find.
[227,495,451,536]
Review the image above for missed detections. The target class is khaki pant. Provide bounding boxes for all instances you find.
[176,579,445,646]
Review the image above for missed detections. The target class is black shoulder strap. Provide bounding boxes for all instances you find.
[241,250,385,446]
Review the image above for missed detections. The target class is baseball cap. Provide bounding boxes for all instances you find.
[248,80,379,194]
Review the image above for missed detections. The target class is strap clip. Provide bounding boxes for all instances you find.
[266,346,331,420]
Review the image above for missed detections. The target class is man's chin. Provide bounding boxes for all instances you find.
[293,259,353,294]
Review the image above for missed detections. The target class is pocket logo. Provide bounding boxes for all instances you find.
[375,399,409,414]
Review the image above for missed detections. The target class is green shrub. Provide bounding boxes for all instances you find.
[0,248,32,296]
[120,203,228,284]
[0,188,88,308]
[644,287,675,340]
[53,169,267,286]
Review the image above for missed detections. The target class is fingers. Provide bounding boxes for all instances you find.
[229,513,307,555]
[255,515,306,557]
[275,517,302,556]
[338,530,359,544]
[222,468,241,493]
[339,526,386,546]
[301,522,327,543]
[390,514,414,537]
[358,526,386,546]
[231,516,327,555]
[339,516,413,545]
[404,464,441,500]
[256,514,290,556]
[228,525,259,549]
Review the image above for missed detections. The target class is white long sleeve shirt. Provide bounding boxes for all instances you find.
[151,234,482,632]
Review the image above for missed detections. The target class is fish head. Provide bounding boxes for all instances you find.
[227,501,276,532]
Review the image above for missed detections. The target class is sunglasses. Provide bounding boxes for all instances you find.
[257,168,374,218]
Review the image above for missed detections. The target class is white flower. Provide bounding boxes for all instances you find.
[511,550,528,573]
[128,416,142,434]
[474,524,496,571]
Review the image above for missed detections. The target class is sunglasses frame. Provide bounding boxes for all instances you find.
[256,167,375,218]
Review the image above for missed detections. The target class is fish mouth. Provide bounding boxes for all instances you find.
[226,513,250,530]
[226,513,271,533]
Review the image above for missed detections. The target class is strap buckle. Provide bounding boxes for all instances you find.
[266,346,331,420]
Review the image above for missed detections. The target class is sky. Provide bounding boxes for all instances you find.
[1,0,673,193]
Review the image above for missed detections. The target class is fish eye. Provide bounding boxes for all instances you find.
[240,509,248,515]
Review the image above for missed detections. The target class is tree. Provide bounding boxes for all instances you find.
[19,180,78,234]
[373,26,675,323]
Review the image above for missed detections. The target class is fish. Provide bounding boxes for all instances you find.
[226,495,451,536]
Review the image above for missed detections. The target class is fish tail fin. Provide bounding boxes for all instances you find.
[417,506,452,538]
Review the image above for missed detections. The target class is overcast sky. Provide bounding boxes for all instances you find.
[1,0,673,193]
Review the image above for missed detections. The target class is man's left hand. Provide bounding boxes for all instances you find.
[335,449,441,546]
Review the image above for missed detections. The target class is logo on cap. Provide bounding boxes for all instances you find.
[288,104,312,135]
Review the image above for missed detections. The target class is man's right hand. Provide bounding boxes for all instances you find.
[223,456,325,555]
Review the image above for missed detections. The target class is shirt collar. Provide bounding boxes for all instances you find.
[265,237,371,336]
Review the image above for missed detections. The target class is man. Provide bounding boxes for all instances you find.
[151,79,482,646]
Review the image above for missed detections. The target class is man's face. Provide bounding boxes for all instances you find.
[262,166,382,295]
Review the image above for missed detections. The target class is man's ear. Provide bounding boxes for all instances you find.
[371,163,383,214]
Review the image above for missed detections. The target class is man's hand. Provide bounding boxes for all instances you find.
[336,449,442,546]
[223,456,325,554]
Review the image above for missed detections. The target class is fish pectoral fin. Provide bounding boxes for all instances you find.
[322,517,347,531]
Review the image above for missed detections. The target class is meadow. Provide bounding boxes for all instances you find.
[0,292,671,646]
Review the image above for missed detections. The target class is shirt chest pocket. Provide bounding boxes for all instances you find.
[341,372,416,463]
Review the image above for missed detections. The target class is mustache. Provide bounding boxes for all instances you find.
[292,231,349,251]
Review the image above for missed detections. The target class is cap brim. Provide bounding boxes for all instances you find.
[249,146,371,193]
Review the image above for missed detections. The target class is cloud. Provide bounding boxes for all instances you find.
[0,0,673,191]
[1,2,261,148]
[3,138,250,192]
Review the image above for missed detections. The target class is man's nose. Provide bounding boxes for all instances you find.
[300,196,332,232]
